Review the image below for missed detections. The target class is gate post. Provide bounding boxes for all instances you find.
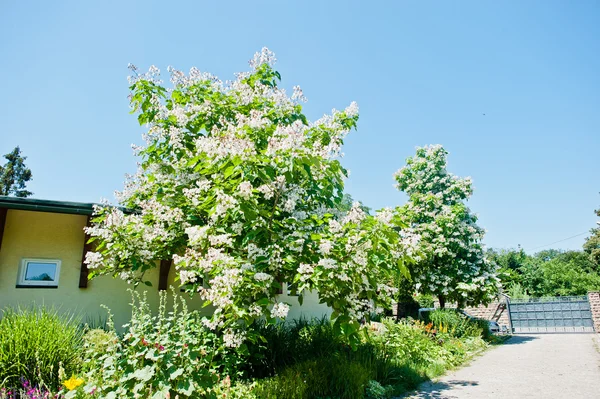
[502,293,513,333]
[588,292,600,333]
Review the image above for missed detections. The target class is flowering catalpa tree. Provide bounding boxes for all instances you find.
[394,145,500,307]
[85,48,415,346]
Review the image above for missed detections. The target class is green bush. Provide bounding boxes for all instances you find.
[428,309,482,339]
[415,294,435,309]
[472,318,493,341]
[82,290,245,398]
[0,306,83,391]
[368,319,449,371]
[365,380,394,399]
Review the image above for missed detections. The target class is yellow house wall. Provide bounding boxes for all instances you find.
[0,209,331,329]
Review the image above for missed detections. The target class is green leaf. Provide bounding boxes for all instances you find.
[169,368,184,380]
[177,379,195,396]
[132,365,155,382]
[256,297,271,306]
[151,385,171,399]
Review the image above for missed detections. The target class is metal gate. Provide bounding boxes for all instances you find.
[508,296,595,333]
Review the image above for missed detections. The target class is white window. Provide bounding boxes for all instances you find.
[17,258,61,287]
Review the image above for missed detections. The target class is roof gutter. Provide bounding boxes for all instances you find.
[0,196,96,216]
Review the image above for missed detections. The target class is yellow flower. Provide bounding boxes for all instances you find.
[63,375,84,391]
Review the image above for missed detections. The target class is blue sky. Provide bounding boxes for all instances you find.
[1,0,598,252]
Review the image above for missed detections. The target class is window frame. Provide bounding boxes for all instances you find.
[17,258,61,288]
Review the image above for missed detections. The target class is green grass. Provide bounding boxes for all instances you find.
[0,306,84,391]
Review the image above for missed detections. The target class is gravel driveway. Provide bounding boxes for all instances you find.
[402,334,600,399]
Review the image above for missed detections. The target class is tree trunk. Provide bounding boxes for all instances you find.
[438,295,446,309]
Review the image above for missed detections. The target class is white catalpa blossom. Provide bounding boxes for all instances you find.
[271,302,290,318]
[318,240,333,255]
[238,181,253,199]
[223,329,246,348]
[84,252,103,269]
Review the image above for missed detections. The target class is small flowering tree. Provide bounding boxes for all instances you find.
[85,48,415,347]
[394,145,500,307]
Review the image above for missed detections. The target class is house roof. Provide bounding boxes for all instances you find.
[0,196,96,216]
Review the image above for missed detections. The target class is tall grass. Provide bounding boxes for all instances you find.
[0,306,84,391]
[239,316,490,398]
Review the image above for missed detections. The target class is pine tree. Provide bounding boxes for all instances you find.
[0,146,33,197]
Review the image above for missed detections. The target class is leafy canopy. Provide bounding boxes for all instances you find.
[85,48,417,347]
[394,145,500,306]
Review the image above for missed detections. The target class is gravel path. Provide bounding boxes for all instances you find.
[402,334,600,399]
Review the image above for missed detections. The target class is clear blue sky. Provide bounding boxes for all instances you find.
[1,1,598,252]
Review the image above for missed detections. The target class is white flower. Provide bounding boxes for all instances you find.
[180,270,199,285]
[375,208,393,225]
[271,302,290,318]
[344,101,359,117]
[318,258,337,269]
[318,240,333,255]
[185,225,209,245]
[84,251,103,269]
[254,272,273,282]
[342,202,366,225]
[249,47,277,69]
[257,184,275,199]
[238,181,253,199]
[223,329,246,348]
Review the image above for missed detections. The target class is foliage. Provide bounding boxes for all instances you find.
[365,380,394,399]
[394,145,500,307]
[241,317,489,398]
[0,306,83,392]
[486,247,531,289]
[338,193,371,214]
[584,204,600,269]
[85,48,417,348]
[427,309,483,339]
[0,146,33,197]
[415,294,434,308]
[81,290,242,399]
[537,256,600,296]
[490,247,600,297]
[244,317,348,378]
[506,283,529,300]
[250,356,372,399]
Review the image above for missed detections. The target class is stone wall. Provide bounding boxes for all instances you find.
[588,292,600,333]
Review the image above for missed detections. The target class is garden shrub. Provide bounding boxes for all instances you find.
[428,309,482,339]
[0,306,83,392]
[415,294,435,309]
[365,380,394,399]
[81,290,245,398]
